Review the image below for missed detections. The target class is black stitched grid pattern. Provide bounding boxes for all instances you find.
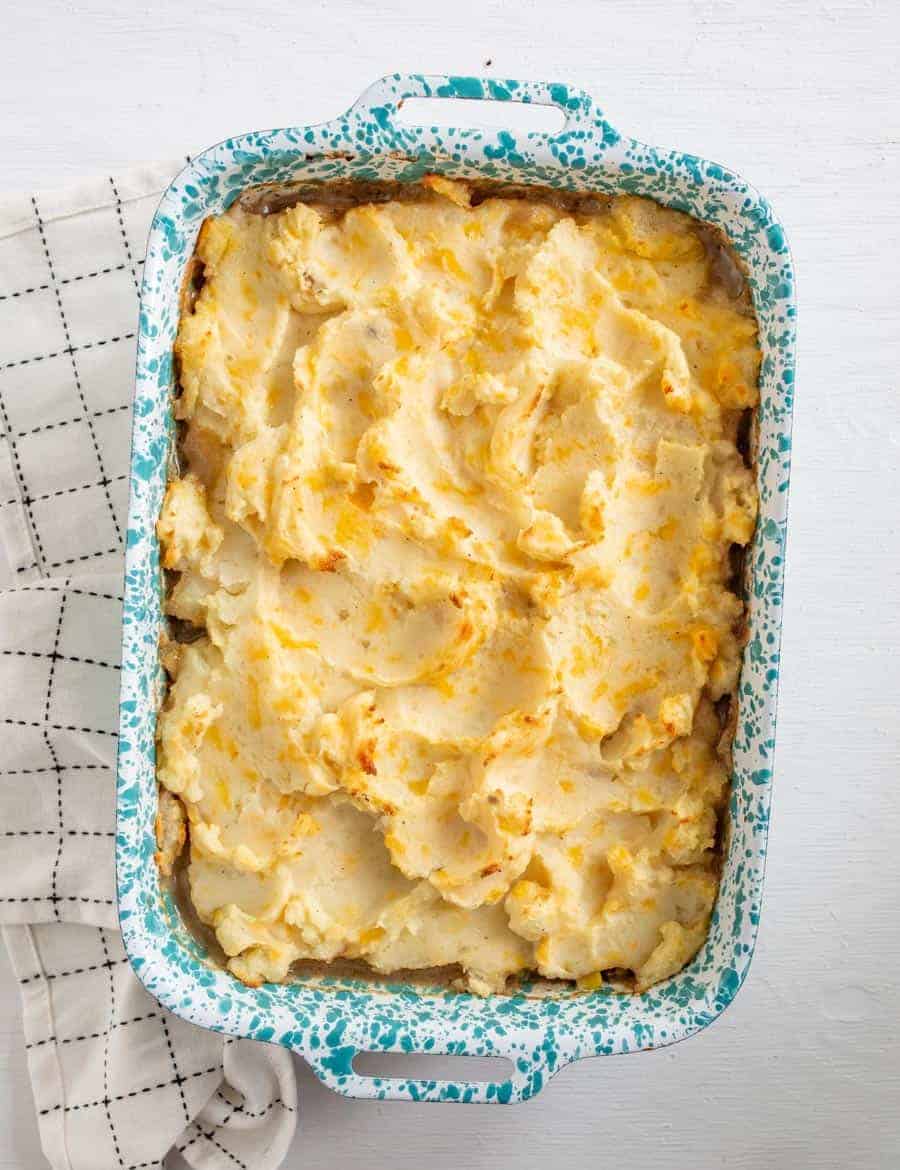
[0,188,141,573]
[0,575,121,907]
[4,925,226,1169]
[1,164,296,1169]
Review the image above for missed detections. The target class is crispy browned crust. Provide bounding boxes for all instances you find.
[154,787,187,877]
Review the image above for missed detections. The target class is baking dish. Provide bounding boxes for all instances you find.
[117,73,795,1104]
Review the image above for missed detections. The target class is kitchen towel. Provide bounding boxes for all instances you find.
[0,164,298,1170]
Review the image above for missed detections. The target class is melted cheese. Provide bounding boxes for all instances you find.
[158,180,759,993]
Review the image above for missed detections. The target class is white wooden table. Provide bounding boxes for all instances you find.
[3,1,899,1166]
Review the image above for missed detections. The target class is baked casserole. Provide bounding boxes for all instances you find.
[156,177,759,995]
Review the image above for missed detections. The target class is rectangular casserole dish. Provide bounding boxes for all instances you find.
[117,73,796,1104]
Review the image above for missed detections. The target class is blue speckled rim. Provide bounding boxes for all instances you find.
[117,74,795,1104]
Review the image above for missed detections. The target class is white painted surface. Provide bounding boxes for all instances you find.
[2,0,899,1167]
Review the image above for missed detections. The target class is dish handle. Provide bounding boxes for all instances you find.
[343,72,621,149]
[300,1038,568,1104]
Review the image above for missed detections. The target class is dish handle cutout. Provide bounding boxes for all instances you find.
[301,1040,568,1103]
[343,73,621,149]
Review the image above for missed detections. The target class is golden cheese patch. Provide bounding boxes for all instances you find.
[157,180,758,994]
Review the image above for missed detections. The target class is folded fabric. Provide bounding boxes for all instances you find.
[0,164,298,1170]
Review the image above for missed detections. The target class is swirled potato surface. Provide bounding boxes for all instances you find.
[157,179,758,993]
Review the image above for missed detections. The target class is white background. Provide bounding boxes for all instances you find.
[2,0,899,1167]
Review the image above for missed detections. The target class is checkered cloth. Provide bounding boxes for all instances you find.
[0,166,298,1170]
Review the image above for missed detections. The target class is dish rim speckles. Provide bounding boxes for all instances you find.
[117,73,796,1105]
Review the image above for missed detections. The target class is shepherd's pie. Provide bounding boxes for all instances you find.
[156,178,759,994]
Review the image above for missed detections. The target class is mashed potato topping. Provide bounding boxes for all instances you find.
[157,179,759,993]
